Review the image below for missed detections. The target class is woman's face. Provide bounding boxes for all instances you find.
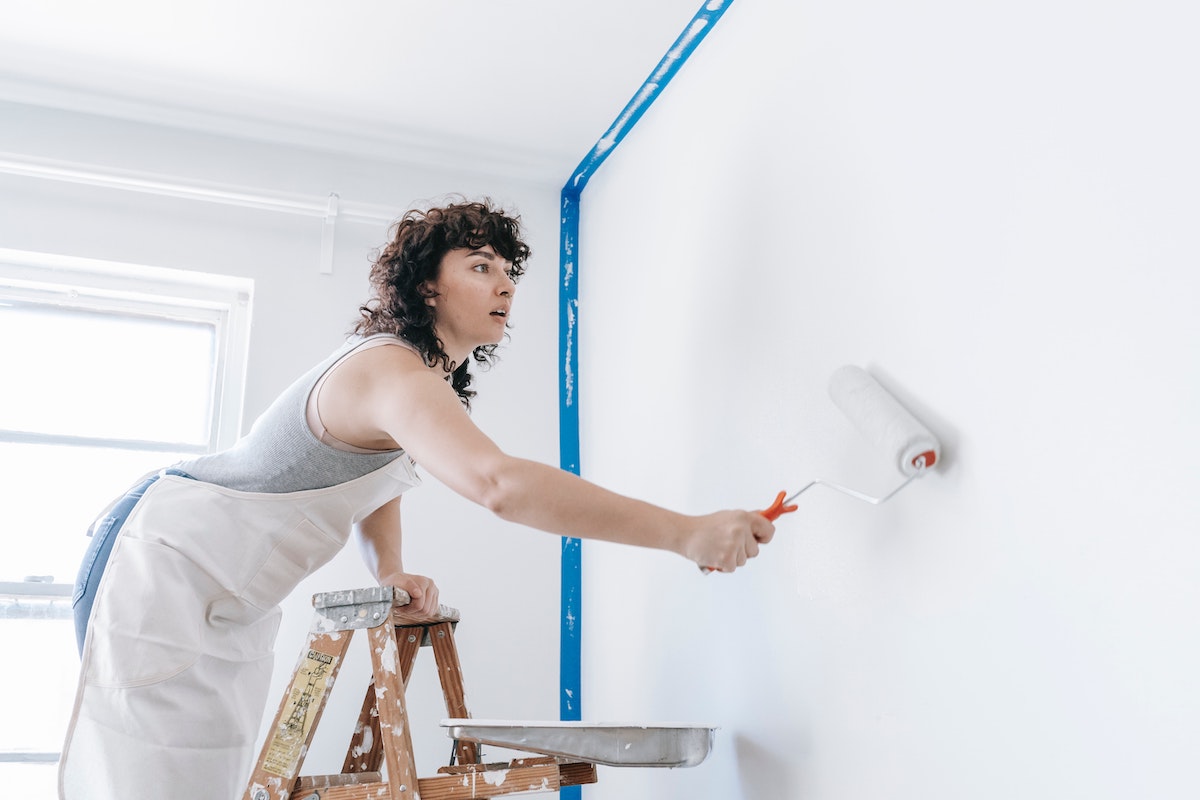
[424,244,517,358]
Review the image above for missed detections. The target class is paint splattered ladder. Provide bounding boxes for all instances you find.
[242,586,598,800]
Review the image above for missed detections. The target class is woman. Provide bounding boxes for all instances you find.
[60,199,773,800]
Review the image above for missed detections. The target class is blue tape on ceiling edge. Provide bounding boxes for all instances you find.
[557,0,735,749]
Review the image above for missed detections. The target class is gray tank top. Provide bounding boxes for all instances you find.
[176,334,414,492]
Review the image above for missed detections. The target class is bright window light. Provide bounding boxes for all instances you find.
[0,441,186,582]
[0,302,216,446]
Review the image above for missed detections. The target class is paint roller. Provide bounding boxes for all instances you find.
[702,365,940,572]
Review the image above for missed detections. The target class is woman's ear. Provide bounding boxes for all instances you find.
[419,282,437,306]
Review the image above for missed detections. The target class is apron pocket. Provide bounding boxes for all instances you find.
[240,518,345,612]
[85,537,221,688]
[205,595,283,663]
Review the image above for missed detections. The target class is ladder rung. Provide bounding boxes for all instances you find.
[288,762,597,800]
[295,771,381,789]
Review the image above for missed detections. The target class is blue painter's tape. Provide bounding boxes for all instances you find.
[558,4,737,786]
[562,0,734,197]
[559,162,583,732]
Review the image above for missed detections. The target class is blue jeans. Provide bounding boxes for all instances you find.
[72,468,194,654]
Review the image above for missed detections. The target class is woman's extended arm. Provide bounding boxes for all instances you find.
[351,347,774,573]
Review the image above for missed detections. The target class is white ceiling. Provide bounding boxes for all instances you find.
[0,0,707,182]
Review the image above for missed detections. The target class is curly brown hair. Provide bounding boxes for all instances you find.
[354,198,531,407]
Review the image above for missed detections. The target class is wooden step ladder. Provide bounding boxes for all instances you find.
[243,586,597,800]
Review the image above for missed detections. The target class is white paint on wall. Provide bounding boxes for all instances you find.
[577,1,1200,798]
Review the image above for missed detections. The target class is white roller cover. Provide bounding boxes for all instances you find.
[828,365,940,476]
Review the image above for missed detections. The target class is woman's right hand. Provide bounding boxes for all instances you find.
[381,571,441,616]
[681,510,776,573]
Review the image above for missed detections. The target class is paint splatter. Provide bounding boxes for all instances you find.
[483,769,509,787]
[377,632,400,674]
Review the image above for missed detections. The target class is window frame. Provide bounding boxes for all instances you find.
[0,247,253,453]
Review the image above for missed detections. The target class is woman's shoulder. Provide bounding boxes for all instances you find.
[348,332,418,353]
[317,334,448,443]
[341,335,432,383]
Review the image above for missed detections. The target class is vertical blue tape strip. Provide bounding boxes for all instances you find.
[558,3,735,789]
[559,188,582,727]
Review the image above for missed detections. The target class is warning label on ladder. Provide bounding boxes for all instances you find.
[262,648,339,778]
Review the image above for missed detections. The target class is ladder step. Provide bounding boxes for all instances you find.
[294,771,381,789]
[289,761,597,800]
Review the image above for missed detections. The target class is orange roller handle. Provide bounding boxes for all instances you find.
[701,490,797,573]
[760,489,799,522]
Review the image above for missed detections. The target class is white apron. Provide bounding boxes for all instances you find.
[59,458,420,800]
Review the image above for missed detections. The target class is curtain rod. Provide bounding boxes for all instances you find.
[0,151,400,273]
[0,151,397,223]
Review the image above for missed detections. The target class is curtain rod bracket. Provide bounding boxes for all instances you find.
[319,193,340,274]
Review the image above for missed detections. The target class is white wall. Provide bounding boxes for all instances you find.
[0,100,564,778]
[577,1,1200,798]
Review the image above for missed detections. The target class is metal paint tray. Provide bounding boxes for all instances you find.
[441,719,715,768]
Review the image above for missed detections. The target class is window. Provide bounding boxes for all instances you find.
[0,248,252,794]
